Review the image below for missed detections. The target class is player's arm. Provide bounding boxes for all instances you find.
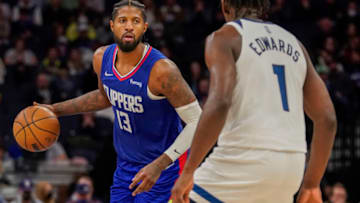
[150,59,201,166]
[180,25,238,174]
[129,59,201,196]
[297,42,337,203]
[39,47,112,117]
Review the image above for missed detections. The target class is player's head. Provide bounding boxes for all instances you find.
[221,0,270,22]
[110,0,148,52]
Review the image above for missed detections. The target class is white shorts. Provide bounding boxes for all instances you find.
[190,148,305,203]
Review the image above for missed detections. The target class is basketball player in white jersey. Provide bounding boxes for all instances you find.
[172,0,337,202]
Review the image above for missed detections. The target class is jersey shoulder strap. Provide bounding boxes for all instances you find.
[101,44,117,77]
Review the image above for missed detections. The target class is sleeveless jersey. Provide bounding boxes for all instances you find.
[215,18,307,155]
[100,44,183,166]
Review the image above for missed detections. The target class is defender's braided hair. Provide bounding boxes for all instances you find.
[224,0,270,19]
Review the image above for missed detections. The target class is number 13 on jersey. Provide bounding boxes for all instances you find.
[116,110,133,133]
[273,64,289,112]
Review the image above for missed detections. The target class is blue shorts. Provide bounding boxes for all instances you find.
[110,160,180,203]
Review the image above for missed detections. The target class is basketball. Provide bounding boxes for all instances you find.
[13,105,60,152]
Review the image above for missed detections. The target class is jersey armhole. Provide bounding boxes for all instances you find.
[100,45,115,78]
[226,21,244,63]
[147,85,166,100]
[227,20,244,36]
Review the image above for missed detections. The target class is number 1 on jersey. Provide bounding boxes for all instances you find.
[273,65,289,112]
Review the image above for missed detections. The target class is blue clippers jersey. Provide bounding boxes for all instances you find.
[100,44,183,165]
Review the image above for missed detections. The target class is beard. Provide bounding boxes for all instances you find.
[114,32,144,52]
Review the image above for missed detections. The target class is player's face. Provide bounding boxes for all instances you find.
[110,6,148,52]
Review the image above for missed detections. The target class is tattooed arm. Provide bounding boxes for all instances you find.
[149,59,197,108]
[37,46,111,117]
[147,59,198,167]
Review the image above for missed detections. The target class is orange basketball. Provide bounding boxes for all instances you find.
[13,105,60,152]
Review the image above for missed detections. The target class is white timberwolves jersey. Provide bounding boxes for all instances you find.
[191,19,307,202]
[218,18,308,154]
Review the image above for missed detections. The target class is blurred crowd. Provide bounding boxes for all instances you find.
[0,0,359,202]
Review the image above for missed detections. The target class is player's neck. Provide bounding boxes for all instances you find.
[116,43,145,68]
[242,14,261,21]
[243,15,262,21]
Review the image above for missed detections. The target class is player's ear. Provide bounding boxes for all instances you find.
[144,22,149,33]
[110,20,114,32]
[221,0,230,15]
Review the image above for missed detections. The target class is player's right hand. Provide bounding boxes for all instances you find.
[33,102,58,116]
[296,186,323,203]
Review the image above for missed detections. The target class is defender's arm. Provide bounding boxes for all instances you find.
[297,42,337,203]
[181,25,239,174]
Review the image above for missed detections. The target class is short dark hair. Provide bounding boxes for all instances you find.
[224,0,270,18]
[112,0,147,22]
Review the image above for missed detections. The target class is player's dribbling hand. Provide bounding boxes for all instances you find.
[33,102,57,116]
[296,186,323,203]
[129,161,162,196]
[171,171,193,203]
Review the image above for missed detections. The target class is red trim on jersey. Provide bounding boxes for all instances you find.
[112,46,152,81]
[168,151,188,201]
[178,150,188,175]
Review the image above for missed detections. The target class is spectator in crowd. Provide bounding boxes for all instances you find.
[0,0,11,21]
[160,0,182,24]
[35,181,56,203]
[66,16,96,44]
[41,47,63,75]
[33,72,56,104]
[345,1,360,21]
[67,48,87,77]
[16,179,37,203]
[42,0,69,26]
[12,0,42,28]
[67,175,101,203]
[45,142,69,163]
[4,38,37,67]
[329,182,348,203]
[53,68,80,101]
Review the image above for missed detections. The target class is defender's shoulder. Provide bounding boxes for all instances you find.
[205,24,242,62]
[206,24,241,44]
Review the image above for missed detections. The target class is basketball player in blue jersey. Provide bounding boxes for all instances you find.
[35,0,202,202]
[172,0,337,203]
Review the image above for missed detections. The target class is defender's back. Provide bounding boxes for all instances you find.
[220,18,307,153]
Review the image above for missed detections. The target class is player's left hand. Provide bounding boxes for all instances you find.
[171,171,194,203]
[129,162,162,196]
